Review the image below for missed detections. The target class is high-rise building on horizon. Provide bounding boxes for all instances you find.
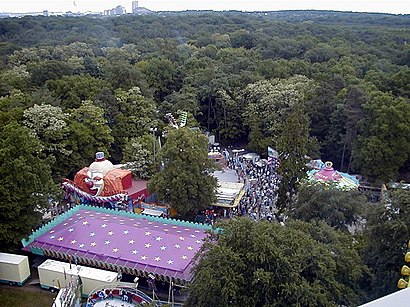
[104,5,126,16]
[132,1,139,14]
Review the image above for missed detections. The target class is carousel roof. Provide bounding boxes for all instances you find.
[22,205,212,285]
[306,161,359,190]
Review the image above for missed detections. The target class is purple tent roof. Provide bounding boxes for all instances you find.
[23,205,212,284]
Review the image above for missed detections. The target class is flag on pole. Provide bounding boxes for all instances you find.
[268,147,278,158]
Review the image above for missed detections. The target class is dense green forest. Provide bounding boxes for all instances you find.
[0,11,410,304]
[0,11,409,182]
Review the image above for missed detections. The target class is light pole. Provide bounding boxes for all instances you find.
[133,277,139,289]
[149,128,157,164]
[148,274,157,301]
[168,280,174,305]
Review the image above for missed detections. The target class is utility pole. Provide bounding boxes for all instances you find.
[149,127,157,163]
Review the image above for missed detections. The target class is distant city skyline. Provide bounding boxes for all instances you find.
[1,0,409,15]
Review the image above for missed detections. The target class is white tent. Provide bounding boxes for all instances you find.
[212,170,245,208]
[141,208,165,217]
[359,288,410,306]
[242,153,260,163]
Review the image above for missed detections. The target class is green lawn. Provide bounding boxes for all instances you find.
[0,288,56,307]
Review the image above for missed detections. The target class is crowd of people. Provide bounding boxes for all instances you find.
[225,150,282,222]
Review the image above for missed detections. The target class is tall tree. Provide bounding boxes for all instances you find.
[242,76,316,210]
[0,65,30,96]
[23,103,70,181]
[306,75,346,165]
[186,218,368,307]
[0,89,29,126]
[161,85,200,117]
[339,85,366,173]
[148,128,217,216]
[353,91,410,181]
[275,104,312,212]
[289,185,366,231]
[361,189,410,300]
[62,100,114,178]
[46,74,109,110]
[230,29,255,49]
[0,122,55,251]
[243,75,314,154]
[27,60,74,86]
[213,89,246,143]
[136,57,180,101]
[108,87,158,163]
[122,134,156,180]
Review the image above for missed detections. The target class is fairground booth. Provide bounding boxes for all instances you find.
[210,169,245,218]
[306,161,360,191]
[22,205,212,286]
[62,152,150,212]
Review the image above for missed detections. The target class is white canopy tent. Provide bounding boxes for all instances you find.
[141,208,165,217]
[212,170,245,208]
[359,288,410,306]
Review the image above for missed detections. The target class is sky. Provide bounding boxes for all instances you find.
[1,0,409,15]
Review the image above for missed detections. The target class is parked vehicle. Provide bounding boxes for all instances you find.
[0,252,30,286]
[38,259,119,297]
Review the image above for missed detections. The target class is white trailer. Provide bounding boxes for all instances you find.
[38,259,119,297]
[0,252,31,286]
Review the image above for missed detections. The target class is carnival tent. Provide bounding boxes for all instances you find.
[306,161,359,191]
[22,205,212,285]
[141,208,165,217]
[242,153,260,163]
[213,170,245,208]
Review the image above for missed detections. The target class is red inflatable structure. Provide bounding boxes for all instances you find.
[62,152,149,211]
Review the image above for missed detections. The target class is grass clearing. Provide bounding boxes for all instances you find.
[0,288,56,307]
